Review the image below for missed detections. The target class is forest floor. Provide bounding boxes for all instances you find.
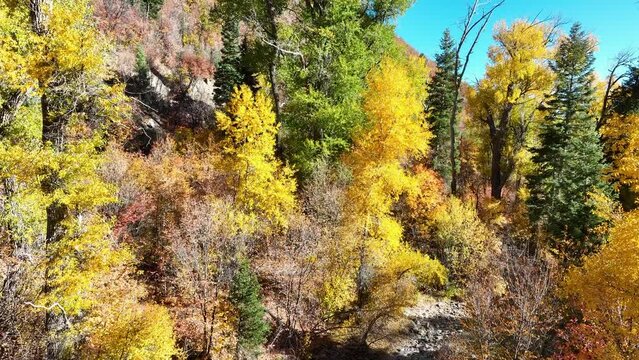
[389,296,466,359]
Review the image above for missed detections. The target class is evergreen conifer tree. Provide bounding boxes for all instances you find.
[425,29,458,186]
[230,258,269,358]
[527,23,608,261]
[132,48,153,103]
[215,17,243,106]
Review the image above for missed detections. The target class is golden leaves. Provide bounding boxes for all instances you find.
[216,85,297,229]
[475,20,553,109]
[346,56,431,220]
[320,57,446,318]
[0,0,111,92]
[563,210,639,357]
[602,113,639,193]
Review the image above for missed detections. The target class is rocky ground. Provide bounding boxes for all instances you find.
[271,296,466,360]
[390,297,466,359]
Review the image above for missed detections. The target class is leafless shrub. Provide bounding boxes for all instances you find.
[449,246,559,360]
[172,197,248,357]
[256,162,349,356]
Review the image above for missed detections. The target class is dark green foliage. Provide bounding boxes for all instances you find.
[214,0,287,25]
[279,0,409,178]
[611,66,639,116]
[239,37,271,90]
[527,23,609,261]
[362,0,415,22]
[213,0,288,100]
[128,48,164,116]
[230,258,269,357]
[425,29,458,187]
[132,0,163,19]
[214,17,243,106]
[132,47,150,91]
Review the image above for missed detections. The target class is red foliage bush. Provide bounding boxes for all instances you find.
[552,320,610,360]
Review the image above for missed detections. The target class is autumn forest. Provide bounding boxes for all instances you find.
[1,0,638,359]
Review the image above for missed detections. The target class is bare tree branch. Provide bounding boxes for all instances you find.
[448,0,505,194]
[24,302,72,330]
[598,50,636,130]
[259,36,305,62]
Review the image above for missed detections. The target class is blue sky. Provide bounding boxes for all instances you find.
[396,0,639,83]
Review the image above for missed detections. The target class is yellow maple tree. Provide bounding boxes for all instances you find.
[0,1,177,357]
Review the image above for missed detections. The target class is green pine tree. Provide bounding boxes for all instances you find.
[230,258,269,358]
[527,23,608,262]
[132,47,151,96]
[425,29,458,187]
[215,17,244,106]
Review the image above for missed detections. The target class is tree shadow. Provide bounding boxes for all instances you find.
[309,338,394,360]
[307,337,443,360]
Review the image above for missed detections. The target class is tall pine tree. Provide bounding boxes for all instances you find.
[230,258,269,358]
[425,29,458,187]
[215,17,243,106]
[527,23,608,262]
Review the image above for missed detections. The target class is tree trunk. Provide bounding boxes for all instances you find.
[490,132,503,199]
[0,91,26,134]
[449,99,458,194]
[42,93,69,359]
[355,244,367,309]
[1,178,23,304]
[263,0,280,115]
[489,103,513,200]
[448,0,505,194]
[262,0,283,155]
[30,2,69,358]
[29,0,51,35]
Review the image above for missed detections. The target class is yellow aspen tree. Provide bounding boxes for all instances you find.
[563,210,639,358]
[0,1,177,357]
[469,20,553,199]
[602,113,639,192]
[0,0,124,317]
[216,83,297,229]
[324,57,446,344]
[81,277,178,360]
